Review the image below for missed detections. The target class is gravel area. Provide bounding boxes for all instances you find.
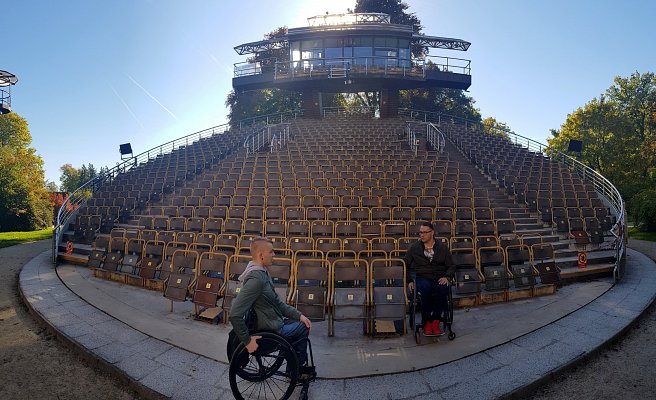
[0,240,139,400]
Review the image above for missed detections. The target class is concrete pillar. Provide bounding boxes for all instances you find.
[380,88,399,118]
[302,89,321,118]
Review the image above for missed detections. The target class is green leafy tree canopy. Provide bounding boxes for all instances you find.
[0,112,52,231]
[547,71,656,229]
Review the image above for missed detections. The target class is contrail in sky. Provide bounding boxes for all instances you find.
[127,74,177,120]
[109,83,145,130]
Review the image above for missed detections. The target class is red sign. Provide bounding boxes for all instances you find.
[66,241,73,255]
[578,252,587,269]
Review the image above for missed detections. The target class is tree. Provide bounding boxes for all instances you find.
[0,112,52,231]
[51,192,67,224]
[547,71,656,229]
[59,163,100,193]
[45,180,59,192]
[481,117,511,137]
[400,85,481,123]
[226,88,303,126]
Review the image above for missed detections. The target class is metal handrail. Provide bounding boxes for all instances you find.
[52,110,302,263]
[405,121,445,155]
[244,123,291,155]
[400,108,627,280]
[235,55,471,79]
[427,122,445,153]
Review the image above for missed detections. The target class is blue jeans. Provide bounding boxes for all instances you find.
[279,319,309,366]
[415,277,449,325]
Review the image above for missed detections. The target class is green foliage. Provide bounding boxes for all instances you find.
[226,88,303,127]
[249,26,289,71]
[547,71,656,205]
[0,228,53,249]
[45,180,58,192]
[59,163,100,193]
[481,117,511,137]
[0,113,53,232]
[628,226,656,242]
[400,86,481,123]
[630,188,656,231]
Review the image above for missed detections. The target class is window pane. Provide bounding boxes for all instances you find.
[354,47,372,65]
[325,47,342,60]
[301,39,322,50]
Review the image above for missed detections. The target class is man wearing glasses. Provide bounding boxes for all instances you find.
[404,221,455,336]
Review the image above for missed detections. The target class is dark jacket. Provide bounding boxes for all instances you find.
[229,269,301,346]
[404,240,455,282]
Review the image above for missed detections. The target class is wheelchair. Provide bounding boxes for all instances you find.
[408,281,456,344]
[226,328,316,400]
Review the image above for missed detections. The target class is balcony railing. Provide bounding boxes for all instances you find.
[234,55,471,80]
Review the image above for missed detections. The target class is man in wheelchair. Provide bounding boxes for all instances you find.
[405,222,455,336]
[229,237,313,374]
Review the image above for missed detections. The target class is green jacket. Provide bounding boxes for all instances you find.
[229,268,301,346]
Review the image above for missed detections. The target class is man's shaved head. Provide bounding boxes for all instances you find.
[250,237,273,262]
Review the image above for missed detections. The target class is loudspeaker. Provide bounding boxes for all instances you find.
[119,143,133,155]
[568,139,583,153]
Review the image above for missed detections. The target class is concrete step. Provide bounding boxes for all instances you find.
[559,262,616,282]
[515,223,547,231]
[513,217,539,224]
[555,250,616,269]
[58,252,88,265]
[58,242,93,256]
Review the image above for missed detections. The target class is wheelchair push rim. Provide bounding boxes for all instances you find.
[229,332,299,400]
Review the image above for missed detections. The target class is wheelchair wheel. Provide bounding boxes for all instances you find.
[229,332,298,400]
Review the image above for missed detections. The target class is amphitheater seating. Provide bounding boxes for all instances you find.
[65,116,622,334]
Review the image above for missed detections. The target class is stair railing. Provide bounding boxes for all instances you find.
[400,107,627,281]
[53,110,302,264]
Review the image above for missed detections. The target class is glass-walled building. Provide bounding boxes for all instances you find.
[233,13,471,118]
[291,36,411,69]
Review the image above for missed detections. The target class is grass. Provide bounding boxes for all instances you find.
[0,228,53,249]
[628,227,656,242]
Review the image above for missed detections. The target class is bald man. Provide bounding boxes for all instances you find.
[229,237,312,365]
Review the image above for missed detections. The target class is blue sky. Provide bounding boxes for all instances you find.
[4,0,655,186]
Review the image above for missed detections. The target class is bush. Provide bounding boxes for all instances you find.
[630,188,656,231]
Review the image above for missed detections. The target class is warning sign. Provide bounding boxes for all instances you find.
[578,252,587,269]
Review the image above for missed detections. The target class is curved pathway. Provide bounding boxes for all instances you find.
[15,240,656,399]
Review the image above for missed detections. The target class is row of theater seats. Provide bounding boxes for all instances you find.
[96,227,562,254]
[134,205,518,223]
[90,235,560,335]
[124,217,518,239]
[446,124,605,215]
[90,128,244,200]
[140,191,490,209]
